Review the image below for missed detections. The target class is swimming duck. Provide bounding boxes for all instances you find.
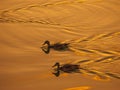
[41,40,69,54]
[52,62,80,73]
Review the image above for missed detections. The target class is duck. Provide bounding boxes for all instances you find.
[52,62,80,73]
[41,40,69,54]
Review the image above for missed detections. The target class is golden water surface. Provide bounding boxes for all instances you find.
[0,0,120,90]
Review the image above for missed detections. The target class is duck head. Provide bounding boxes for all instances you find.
[52,62,61,77]
[41,40,50,54]
[52,62,60,68]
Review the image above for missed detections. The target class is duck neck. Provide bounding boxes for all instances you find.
[49,45,54,48]
[56,63,60,71]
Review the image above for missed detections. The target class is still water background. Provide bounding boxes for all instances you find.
[0,0,120,90]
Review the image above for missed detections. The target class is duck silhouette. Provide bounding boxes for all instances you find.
[41,40,69,54]
[52,62,80,77]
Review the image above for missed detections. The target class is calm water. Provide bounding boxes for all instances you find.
[0,0,120,90]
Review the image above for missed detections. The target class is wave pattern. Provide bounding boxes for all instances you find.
[0,0,120,90]
[0,0,120,30]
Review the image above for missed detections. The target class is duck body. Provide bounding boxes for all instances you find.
[53,62,80,73]
[60,64,80,73]
[50,43,69,51]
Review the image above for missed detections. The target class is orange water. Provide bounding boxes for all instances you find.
[0,0,120,90]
